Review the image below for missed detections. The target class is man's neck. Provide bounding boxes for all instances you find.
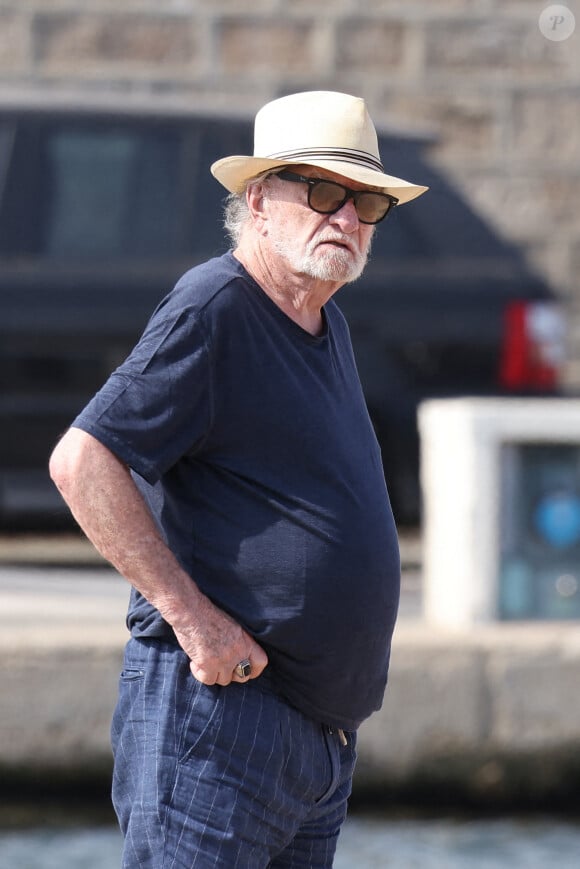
[233,245,343,337]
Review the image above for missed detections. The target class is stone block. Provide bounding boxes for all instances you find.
[487,643,580,750]
[32,12,195,74]
[572,243,580,290]
[285,0,350,11]
[399,92,500,159]
[511,92,580,166]
[457,173,580,250]
[425,18,569,75]
[357,638,487,781]
[335,18,407,73]
[363,0,473,11]
[193,0,276,10]
[217,19,317,76]
[525,238,576,304]
[27,0,153,7]
[0,644,122,770]
[355,624,580,801]
[0,11,30,73]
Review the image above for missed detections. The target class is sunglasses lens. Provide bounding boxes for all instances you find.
[309,180,394,224]
[356,192,393,224]
[309,180,348,215]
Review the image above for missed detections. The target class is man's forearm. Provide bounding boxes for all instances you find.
[49,426,196,617]
[49,426,268,684]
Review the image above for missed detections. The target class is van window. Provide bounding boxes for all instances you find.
[0,121,182,260]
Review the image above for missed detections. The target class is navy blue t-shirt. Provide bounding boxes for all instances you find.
[73,252,400,730]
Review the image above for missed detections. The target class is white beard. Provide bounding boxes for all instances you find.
[270,228,371,283]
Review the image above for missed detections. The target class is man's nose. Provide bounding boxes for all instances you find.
[329,196,360,230]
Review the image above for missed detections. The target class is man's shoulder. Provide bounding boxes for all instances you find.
[171,251,247,313]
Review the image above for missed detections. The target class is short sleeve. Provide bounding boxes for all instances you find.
[73,299,213,484]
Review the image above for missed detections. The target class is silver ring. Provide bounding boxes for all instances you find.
[234,658,252,679]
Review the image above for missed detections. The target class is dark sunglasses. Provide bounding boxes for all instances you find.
[275,170,398,225]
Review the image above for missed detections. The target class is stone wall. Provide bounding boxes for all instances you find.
[1,0,579,380]
[4,620,580,808]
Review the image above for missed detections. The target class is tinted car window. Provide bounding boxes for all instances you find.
[0,115,257,263]
[45,128,182,258]
[0,120,183,260]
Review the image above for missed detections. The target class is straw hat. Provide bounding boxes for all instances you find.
[211,91,428,206]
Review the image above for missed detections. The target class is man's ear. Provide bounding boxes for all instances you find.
[246,181,269,230]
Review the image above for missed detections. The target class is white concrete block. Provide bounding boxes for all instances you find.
[419,398,580,628]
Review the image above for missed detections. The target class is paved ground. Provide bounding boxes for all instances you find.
[0,564,129,649]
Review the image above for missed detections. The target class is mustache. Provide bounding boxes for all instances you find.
[311,233,358,255]
[311,228,375,259]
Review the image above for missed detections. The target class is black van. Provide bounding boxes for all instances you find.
[0,102,564,527]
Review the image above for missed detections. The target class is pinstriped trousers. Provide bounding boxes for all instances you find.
[111,638,357,868]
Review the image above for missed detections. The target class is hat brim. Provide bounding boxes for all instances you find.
[211,155,428,205]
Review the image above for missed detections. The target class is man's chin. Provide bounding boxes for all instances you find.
[308,253,365,283]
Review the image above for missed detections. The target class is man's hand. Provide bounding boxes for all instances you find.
[171,592,268,686]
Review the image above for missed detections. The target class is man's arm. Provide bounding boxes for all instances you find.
[49,427,268,685]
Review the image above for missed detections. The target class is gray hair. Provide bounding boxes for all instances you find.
[222,172,277,247]
[223,192,251,247]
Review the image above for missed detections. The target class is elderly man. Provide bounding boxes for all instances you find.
[49,90,427,868]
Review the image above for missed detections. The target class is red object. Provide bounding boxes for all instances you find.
[500,301,563,389]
